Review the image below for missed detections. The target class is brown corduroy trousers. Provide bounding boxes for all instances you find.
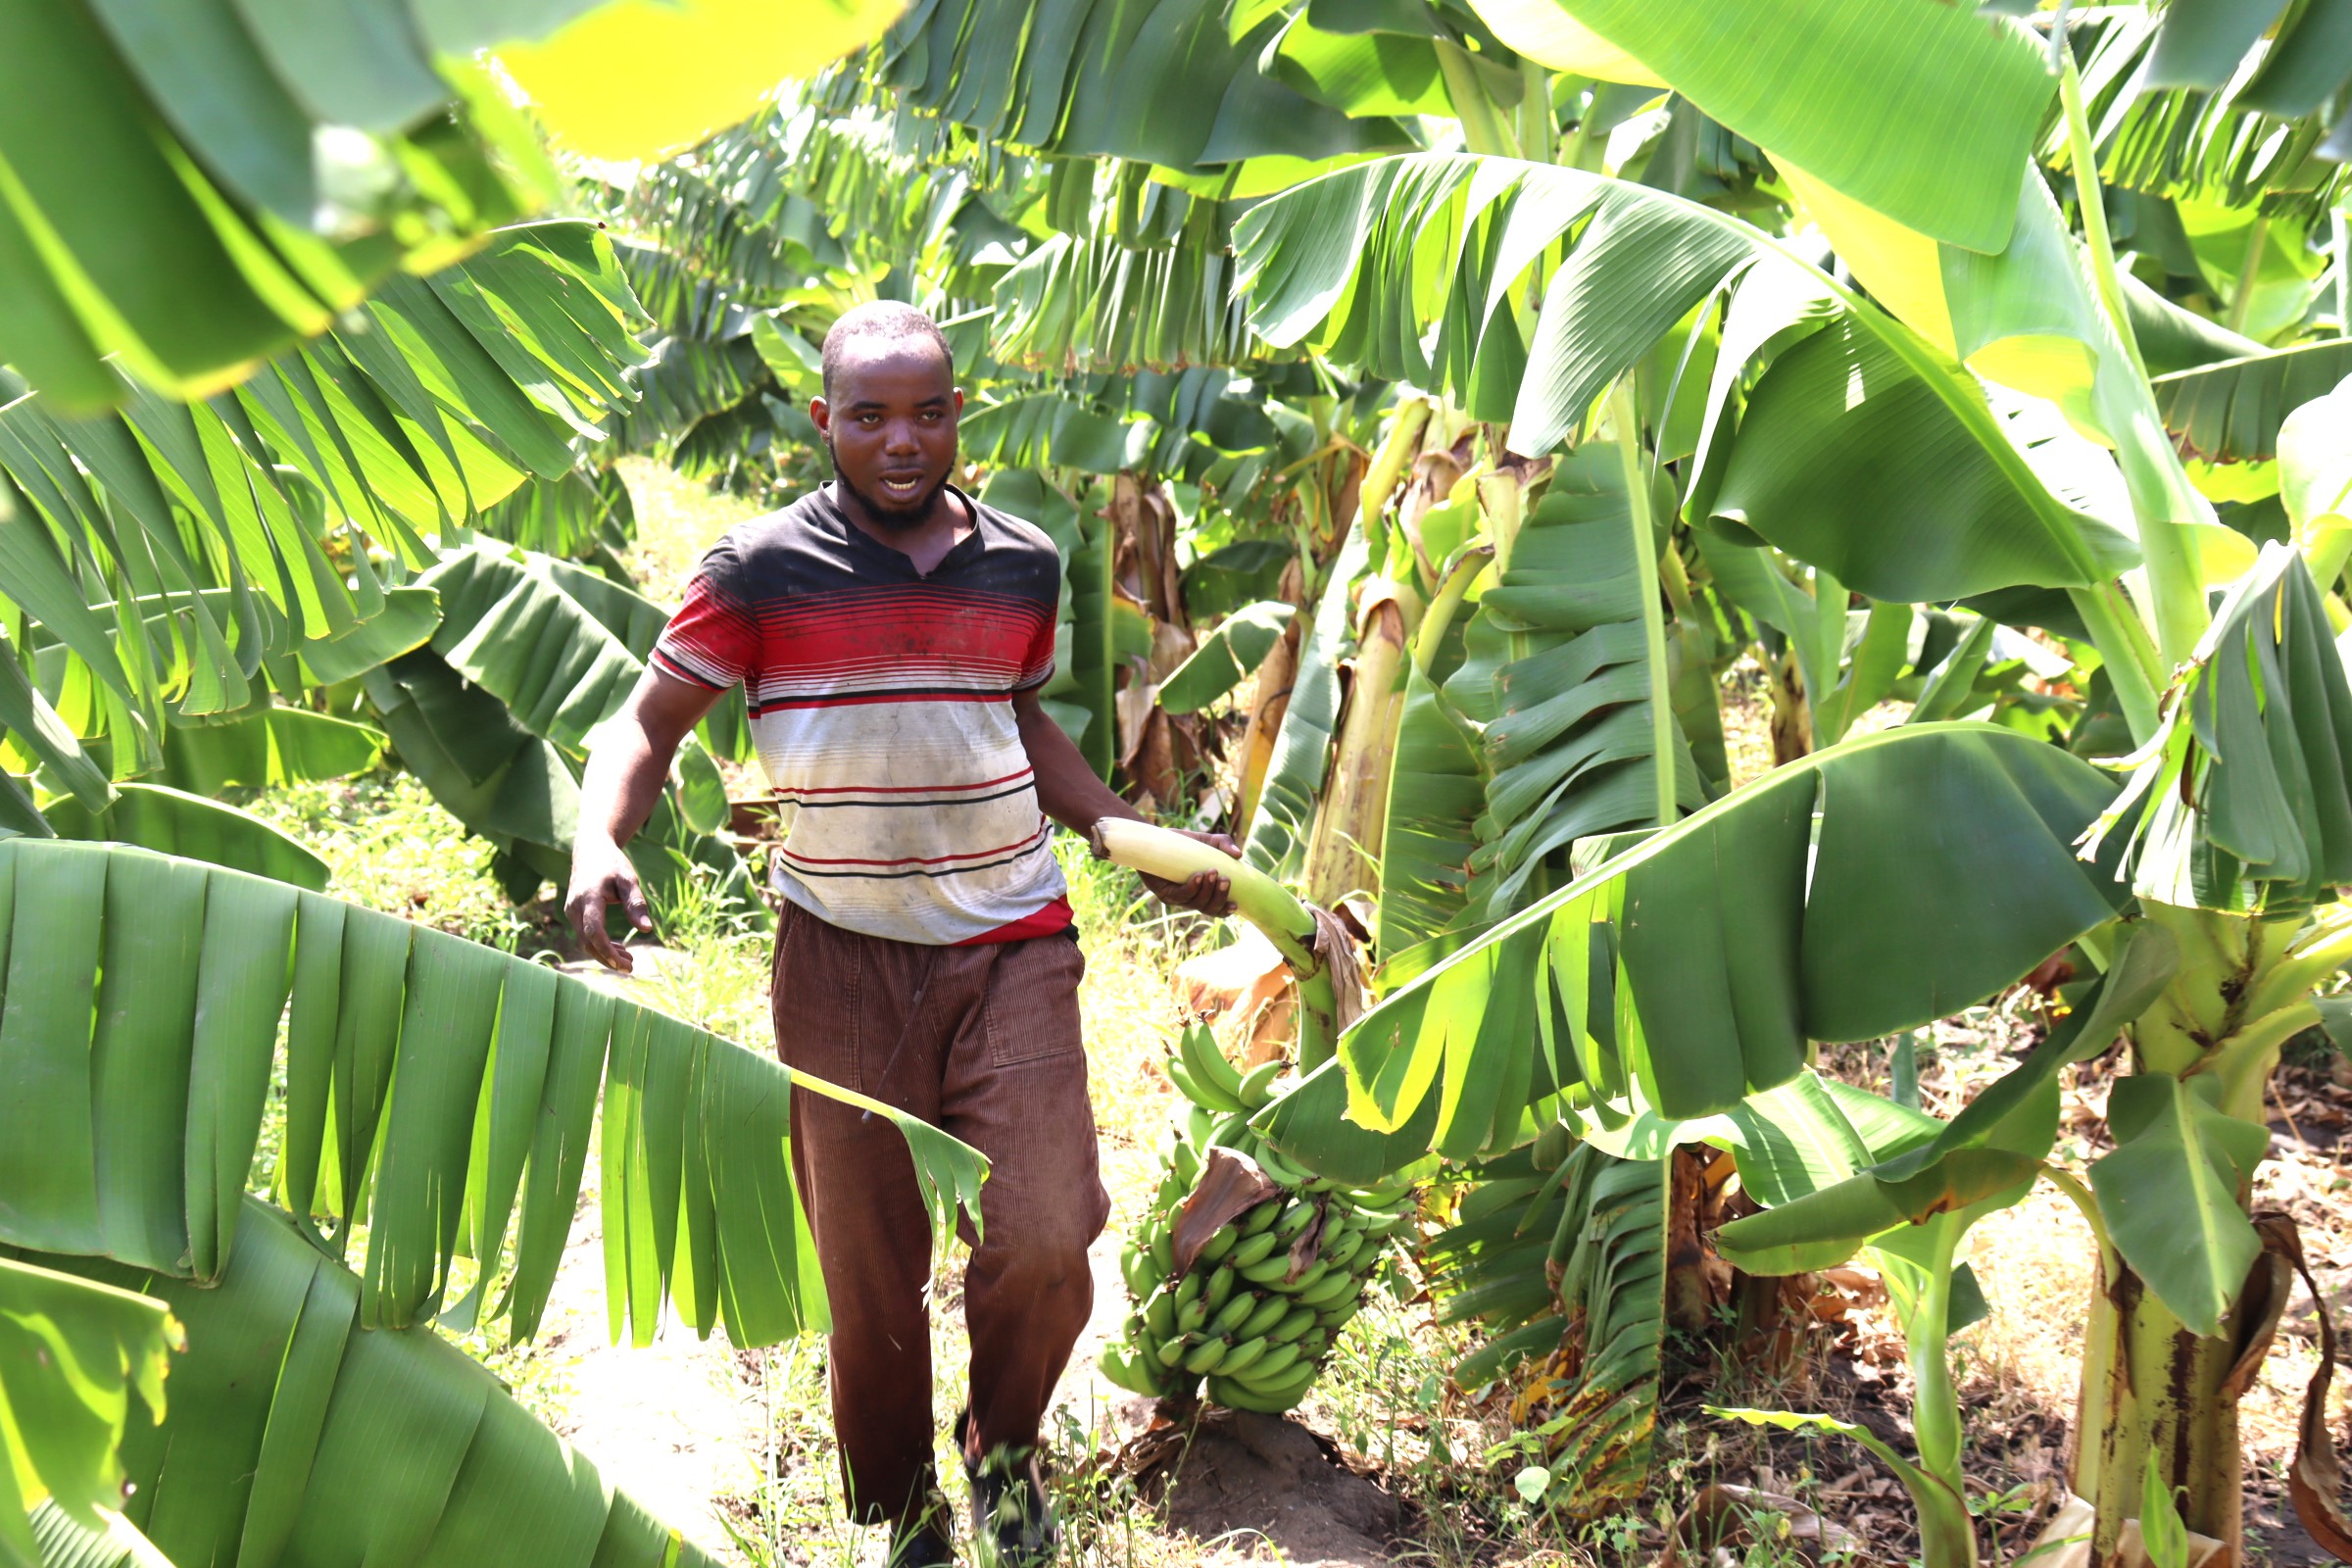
[770,900,1112,1530]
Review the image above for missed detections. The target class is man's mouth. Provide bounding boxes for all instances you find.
[878,472,925,501]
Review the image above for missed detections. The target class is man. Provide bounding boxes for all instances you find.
[567,301,1234,1568]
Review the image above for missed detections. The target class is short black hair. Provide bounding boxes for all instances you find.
[818,301,954,402]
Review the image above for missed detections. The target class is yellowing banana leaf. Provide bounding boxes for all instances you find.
[42,783,328,891]
[30,1200,722,1568]
[0,1257,177,1567]
[498,0,907,161]
[0,840,983,1352]
[2278,372,2352,543]
[1472,0,2050,252]
[1339,723,2126,1151]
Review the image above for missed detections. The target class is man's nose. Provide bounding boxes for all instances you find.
[883,418,921,453]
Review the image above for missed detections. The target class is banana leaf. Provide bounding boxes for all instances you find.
[2092,543,2352,911]
[1322,723,2127,1169]
[23,1200,719,1568]
[42,784,329,892]
[0,1257,177,1568]
[1234,156,2130,603]
[1245,522,1371,875]
[2154,340,2352,466]
[1442,448,1707,916]
[154,710,384,797]
[0,225,646,775]
[0,839,983,1352]
[1158,602,1296,714]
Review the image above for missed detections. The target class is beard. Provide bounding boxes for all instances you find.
[829,446,945,530]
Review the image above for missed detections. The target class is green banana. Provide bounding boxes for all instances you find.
[1145,1290,1177,1340]
[1280,1259,1330,1295]
[1210,1291,1256,1336]
[1254,1144,1307,1186]
[1316,1299,1362,1334]
[1205,1373,1305,1415]
[1175,1271,1203,1309]
[1185,1102,1213,1147]
[1295,1268,1354,1307]
[1203,1262,1236,1313]
[1178,1024,1250,1112]
[1236,1057,1283,1106]
[1177,1298,1208,1334]
[1183,1337,1230,1374]
[1121,1249,1153,1297]
[1173,1140,1200,1186]
[1273,1200,1316,1242]
[1165,1053,1209,1111]
[1155,1336,1189,1368]
[1239,1253,1294,1286]
[1295,1328,1329,1358]
[1246,1341,1302,1380]
[1102,1347,1166,1396]
[1229,1231,1281,1269]
[1150,1228,1175,1275]
[1242,1200,1282,1237]
[1217,1335,1271,1375]
[1269,1304,1316,1343]
[1211,1110,1253,1148]
[1232,1363,1318,1404]
[1321,1230,1365,1273]
[1198,1222,1239,1265]
[1237,1292,1289,1340]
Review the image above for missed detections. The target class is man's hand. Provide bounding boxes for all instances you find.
[566,837,652,973]
[1138,830,1240,916]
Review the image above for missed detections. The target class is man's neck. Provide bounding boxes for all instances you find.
[833,482,973,576]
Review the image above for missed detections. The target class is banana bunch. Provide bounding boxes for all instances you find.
[1099,1023,1416,1415]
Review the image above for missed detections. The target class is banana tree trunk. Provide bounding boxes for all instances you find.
[1233,592,1303,841]
[2065,904,2336,1566]
[1300,589,1412,907]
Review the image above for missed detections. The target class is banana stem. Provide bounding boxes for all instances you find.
[1091,816,1343,1069]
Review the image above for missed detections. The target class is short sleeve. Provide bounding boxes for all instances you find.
[1011,535,1059,691]
[651,538,759,691]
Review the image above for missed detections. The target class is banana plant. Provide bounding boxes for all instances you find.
[0,837,986,1561]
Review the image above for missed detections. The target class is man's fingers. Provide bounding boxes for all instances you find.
[621,880,654,933]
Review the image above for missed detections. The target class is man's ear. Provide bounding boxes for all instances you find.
[809,396,832,434]
[952,387,964,415]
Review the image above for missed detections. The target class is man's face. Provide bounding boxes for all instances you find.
[809,342,961,529]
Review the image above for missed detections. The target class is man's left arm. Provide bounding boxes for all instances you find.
[1013,687,1235,915]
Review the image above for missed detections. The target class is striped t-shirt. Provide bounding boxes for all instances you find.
[651,485,1072,946]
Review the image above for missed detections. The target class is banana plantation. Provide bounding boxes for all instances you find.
[6,1,2352,1566]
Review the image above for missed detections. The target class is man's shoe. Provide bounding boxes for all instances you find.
[955,1410,1059,1567]
[886,1521,956,1568]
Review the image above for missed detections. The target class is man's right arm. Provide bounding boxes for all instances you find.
[566,667,726,972]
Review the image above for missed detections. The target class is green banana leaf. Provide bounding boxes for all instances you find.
[408,541,765,919]
[1375,661,1486,966]
[1329,724,2127,1164]
[0,224,646,773]
[0,1257,177,1568]
[154,710,384,797]
[25,1200,719,1568]
[0,839,983,1350]
[25,1499,172,1568]
[1159,602,1296,714]
[1232,156,2129,602]
[42,783,329,892]
[1539,1152,1668,1518]
[2091,544,2352,910]
[2153,340,2352,466]
[990,219,1271,374]
[869,0,1416,178]
[1441,448,1706,915]
[2090,1073,2270,1337]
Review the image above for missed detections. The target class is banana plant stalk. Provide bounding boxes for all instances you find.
[1092,816,1341,1068]
[1300,584,1415,906]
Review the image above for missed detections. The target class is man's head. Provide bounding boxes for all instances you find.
[809,302,960,529]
